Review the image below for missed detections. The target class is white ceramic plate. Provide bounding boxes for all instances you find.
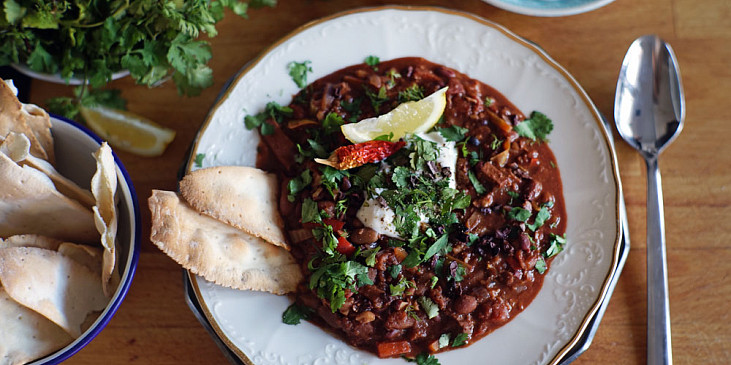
[481,0,615,17]
[186,6,622,365]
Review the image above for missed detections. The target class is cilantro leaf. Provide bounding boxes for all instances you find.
[467,170,486,195]
[288,60,312,88]
[417,296,439,319]
[364,55,380,70]
[514,111,554,142]
[365,86,388,113]
[423,234,449,261]
[194,153,205,168]
[545,234,566,258]
[398,84,425,103]
[322,112,345,135]
[437,125,469,142]
[282,303,314,325]
[507,207,531,222]
[535,257,547,274]
[527,206,551,231]
[301,198,320,223]
[452,333,469,347]
[404,352,441,365]
[287,169,312,202]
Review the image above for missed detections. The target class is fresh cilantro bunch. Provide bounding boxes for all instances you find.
[0,0,276,99]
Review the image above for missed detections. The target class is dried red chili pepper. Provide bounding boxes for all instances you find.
[316,140,406,170]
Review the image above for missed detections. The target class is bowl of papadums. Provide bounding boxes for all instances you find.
[0,79,140,365]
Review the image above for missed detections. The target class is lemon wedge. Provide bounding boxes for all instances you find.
[80,106,176,157]
[341,87,448,143]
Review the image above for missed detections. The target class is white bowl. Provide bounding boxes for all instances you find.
[482,0,615,17]
[27,115,140,364]
[10,64,129,85]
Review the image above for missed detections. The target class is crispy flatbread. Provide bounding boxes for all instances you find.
[0,132,95,208]
[0,151,98,244]
[149,190,302,294]
[0,79,49,162]
[0,288,73,365]
[1,234,62,251]
[90,143,119,297]
[20,102,53,165]
[0,247,108,338]
[179,166,289,249]
[58,242,103,275]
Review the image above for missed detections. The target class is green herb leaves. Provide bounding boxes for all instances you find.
[244,101,293,135]
[288,60,312,88]
[515,111,554,142]
[282,303,314,325]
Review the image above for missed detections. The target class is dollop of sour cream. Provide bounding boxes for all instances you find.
[356,132,458,239]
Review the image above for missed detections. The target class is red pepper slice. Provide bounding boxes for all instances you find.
[322,218,345,233]
[335,236,356,256]
[316,140,406,170]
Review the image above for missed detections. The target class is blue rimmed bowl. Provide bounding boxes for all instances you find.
[27,115,141,364]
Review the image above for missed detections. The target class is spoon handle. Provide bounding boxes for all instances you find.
[645,156,673,365]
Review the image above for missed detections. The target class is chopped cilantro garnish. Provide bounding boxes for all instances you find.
[309,260,372,312]
[452,333,469,347]
[373,132,394,141]
[438,334,450,349]
[301,198,320,224]
[361,247,381,267]
[430,275,439,288]
[467,233,479,246]
[340,97,363,121]
[404,352,441,365]
[364,55,380,70]
[288,60,312,88]
[467,170,487,195]
[193,153,205,168]
[535,257,547,274]
[390,278,415,297]
[244,101,293,135]
[545,234,566,258]
[388,264,402,279]
[449,262,466,282]
[282,303,314,325]
[507,207,531,222]
[398,84,425,103]
[490,134,503,150]
[514,111,553,142]
[417,296,439,319]
[322,112,345,135]
[527,207,551,231]
[437,125,469,142]
[365,85,389,113]
[485,97,495,107]
[287,169,312,202]
[423,234,449,261]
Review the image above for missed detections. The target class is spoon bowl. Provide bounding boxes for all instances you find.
[615,35,685,158]
[614,34,685,365]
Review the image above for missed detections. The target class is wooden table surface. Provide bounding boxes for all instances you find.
[25,0,730,364]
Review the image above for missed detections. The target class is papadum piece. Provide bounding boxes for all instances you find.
[1,234,62,251]
[0,132,95,209]
[0,247,108,338]
[58,242,103,275]
[149,190,302,294]
[90,142,119,297]
[179,166,289,249]
[0,152,98,244]
[0,79,49,162]
[0,288,73,365]
[20,102,53,165]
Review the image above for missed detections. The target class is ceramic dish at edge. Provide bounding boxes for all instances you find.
[481,0,615,17]
[184,6,622,365]
[26,115,141,364]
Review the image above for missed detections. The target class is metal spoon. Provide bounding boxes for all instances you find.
[614,35,685,365]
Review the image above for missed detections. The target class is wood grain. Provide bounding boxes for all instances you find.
[25,0,731,364]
